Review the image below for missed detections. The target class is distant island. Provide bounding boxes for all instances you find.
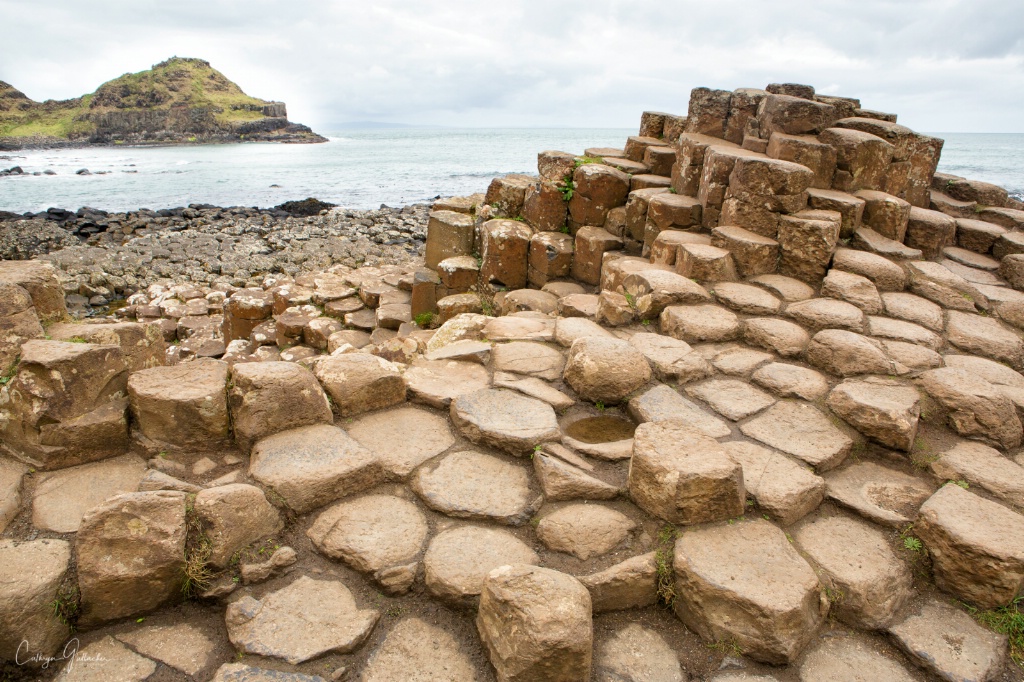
[0,57,327,150]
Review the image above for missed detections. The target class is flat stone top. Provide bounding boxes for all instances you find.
[307,494,428,571]
[250,424,375,475]
[450,388,559,445]
[18,338,121,366]
[633,420,737,477]
[231,359,315,384]
[919,484,1024,560]
[128,358,228,400]
[0,538,70,585]
[424,525,539,598]
[674,519,819,608]
[346,407,454,478]
[740,401,852,470]
[411,450,536,524]
[793,515,900,582]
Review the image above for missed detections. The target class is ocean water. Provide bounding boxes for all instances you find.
[1,129,1022,214]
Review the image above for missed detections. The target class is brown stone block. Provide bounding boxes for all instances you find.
[425,210,477,270]
[757,94,838,138]
[905,207,956,259]
[572,226,623,285]
[538,150,577,183]
[777,210,842,283]
[643,145,676,177]
[675,244,738,283]
[569,164,630,227]
[806,188,865,238]
[480,219,532,289]
[766,133,837,189]
[855,108,898,123]
[711,225,780,277]
[767,83,815,99]
[650,231,711,266]
[724,88,768,144]
[410,269,441,318]
[662,114,687,144]
[630,174,672,191]
[929,190,977,219]
[855,190,911,242]
[729,155,814,196]
[437,256,480,293]
[720,198,779,239]
[945,177,1010,207]
[603,157,650,175]
[820,127,895,192]
[484,174,536,218]
[624,136,665,163]
[834,117,916,161]
[814,95,861,119]
[684,87,732,139]
[529,232,574,287]
[522,181,567,232]
[639,111,671,138]
[884,161,912,198]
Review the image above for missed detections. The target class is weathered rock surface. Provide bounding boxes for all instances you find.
[450,388,560,455]
[687,378,776,420]
[594,623,684,682]
[226,576,379,664]
[195,483,282,568]
[76,490,187,625]
[313,353,406,416]
[346,406,454,478]
[116,623,218,678]
[31,454,146,533]
[919,368,1023,449]
[916,484,1024,609]
[412,450,538,525]
[930,440,1024,507]
[0,538,71,662]
[722,441,824,525]
[404,357,491,408]
[673,519,826,664]
[825,461,932,527]
[579,553,658,613]
[249,424,383,514]
[826,378,920,451]
[534,452,619,501]
[628,383,731,438]
[228,361,332,452]
[628,420,744,524]
[56,636,157,682]
[740,401,852,471]
[477,564,593,682]
[798,636,915,682]
[424,526,539,605]
[563,336,652,404]
[362,618,477,682]
[537,504,636,560]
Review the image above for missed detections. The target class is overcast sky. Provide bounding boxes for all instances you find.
[2,0,1022,133]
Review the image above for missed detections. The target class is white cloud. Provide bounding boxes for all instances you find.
[1,0,1021,131]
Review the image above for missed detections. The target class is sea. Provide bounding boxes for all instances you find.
[1,129,1022,214]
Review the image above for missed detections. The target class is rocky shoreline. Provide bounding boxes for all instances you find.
[2,81,1024,682]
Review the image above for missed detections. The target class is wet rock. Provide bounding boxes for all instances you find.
[825,461,933,527]
[794,515,913,629]
[916,483,1024,609]
[477,564,593,682]
[412,450,538,525]
[424,526,539,605]
[249,424,383,514]
[307,495,427,593]
[226,576,379,664]
[628,420,744,524]
[673,519,826,664]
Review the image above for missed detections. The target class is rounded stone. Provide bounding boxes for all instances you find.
[411,451,539,525]
[346,406,455,478]
[450,388,560,455]
[423,526,539,604]
[536,504,636,560]
[563,336,653,404]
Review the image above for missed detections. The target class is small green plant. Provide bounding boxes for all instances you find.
[641,318,651,326]
[573,156,603,168]
[668,187,677,194]
[413,311,435,328]
[965,598,1024,667]
[557,178,575,202]
[67,336,88,343]
[513,215,525,222]
[623,292,637,309]
[559,225,570,234]
[903,536,923,552]
[50,583,80,628]
[952,479,970,489]
[0,356,18,386]
[824,586,845,605]
[707,638,743,657]
[594,401,605,411]
[531,444,542,459]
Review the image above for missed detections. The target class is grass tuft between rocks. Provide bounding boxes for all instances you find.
[966,598,1024,668]
[182,494,214,598]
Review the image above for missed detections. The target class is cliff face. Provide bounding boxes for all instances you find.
[0,58,326,149]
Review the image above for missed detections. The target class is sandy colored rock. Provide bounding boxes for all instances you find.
[786,297,865,332]
[579,552,658,613]
[493,341,565,381]
[477,564,593,682]
[76,491,187,625]
[710,346,774,377]
[425,210,476,270]
[888,600,1008,682]
[554,317,613,347]
[821,269,883,314]
[660,304,740,343]
[825,461,932,527]
[128,358,230,453]
[794,515,913,629]
[628,332,713,383]
[346,406,454,478]
[31,454,147,533]
[742,317,810,357]
[116,623,217,678]
[537,504,635,560]
[880,291,944,332]
[226,575,379,664]
[249,424,383,514]
[228,361,332,452]
[798,636,914,682]
[195,483,282,569]
[722,441,824,525]
[412,450,538,525]
[930,440,1024,507]
[712,282,782,316]
[628,383,731,438]
[362,618,478,682]
[740,401,852,471]
[0,458,25,533]
[534,453,619,501]
[563,336,652,404]
[424,526,539,605]
[806,329,894,377]
[673,519,826,664]
[313,353,406,416]
[907,260,986,312]
[424,339,491,364]
[687,378,776,420]
[0,538,71,662]
[628,420,744,524]
[56,636,157,682]
[451,388,560,455]
[827,377,920,451]
[594,623,684,682]
[831,248,907,291]
[210,663,327,682]
[916,484,1024,609]
[947,310,1024,369]
[404,357,491,408]
[919,367,1023,449]
[307,495,427,592]
[751,362,829,401]
[0,260,67,322]
[623,270,713,319]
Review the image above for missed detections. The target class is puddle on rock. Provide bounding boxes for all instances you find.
[563,416,636,444]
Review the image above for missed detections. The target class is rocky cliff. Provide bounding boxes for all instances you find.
[0,57,326,149]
